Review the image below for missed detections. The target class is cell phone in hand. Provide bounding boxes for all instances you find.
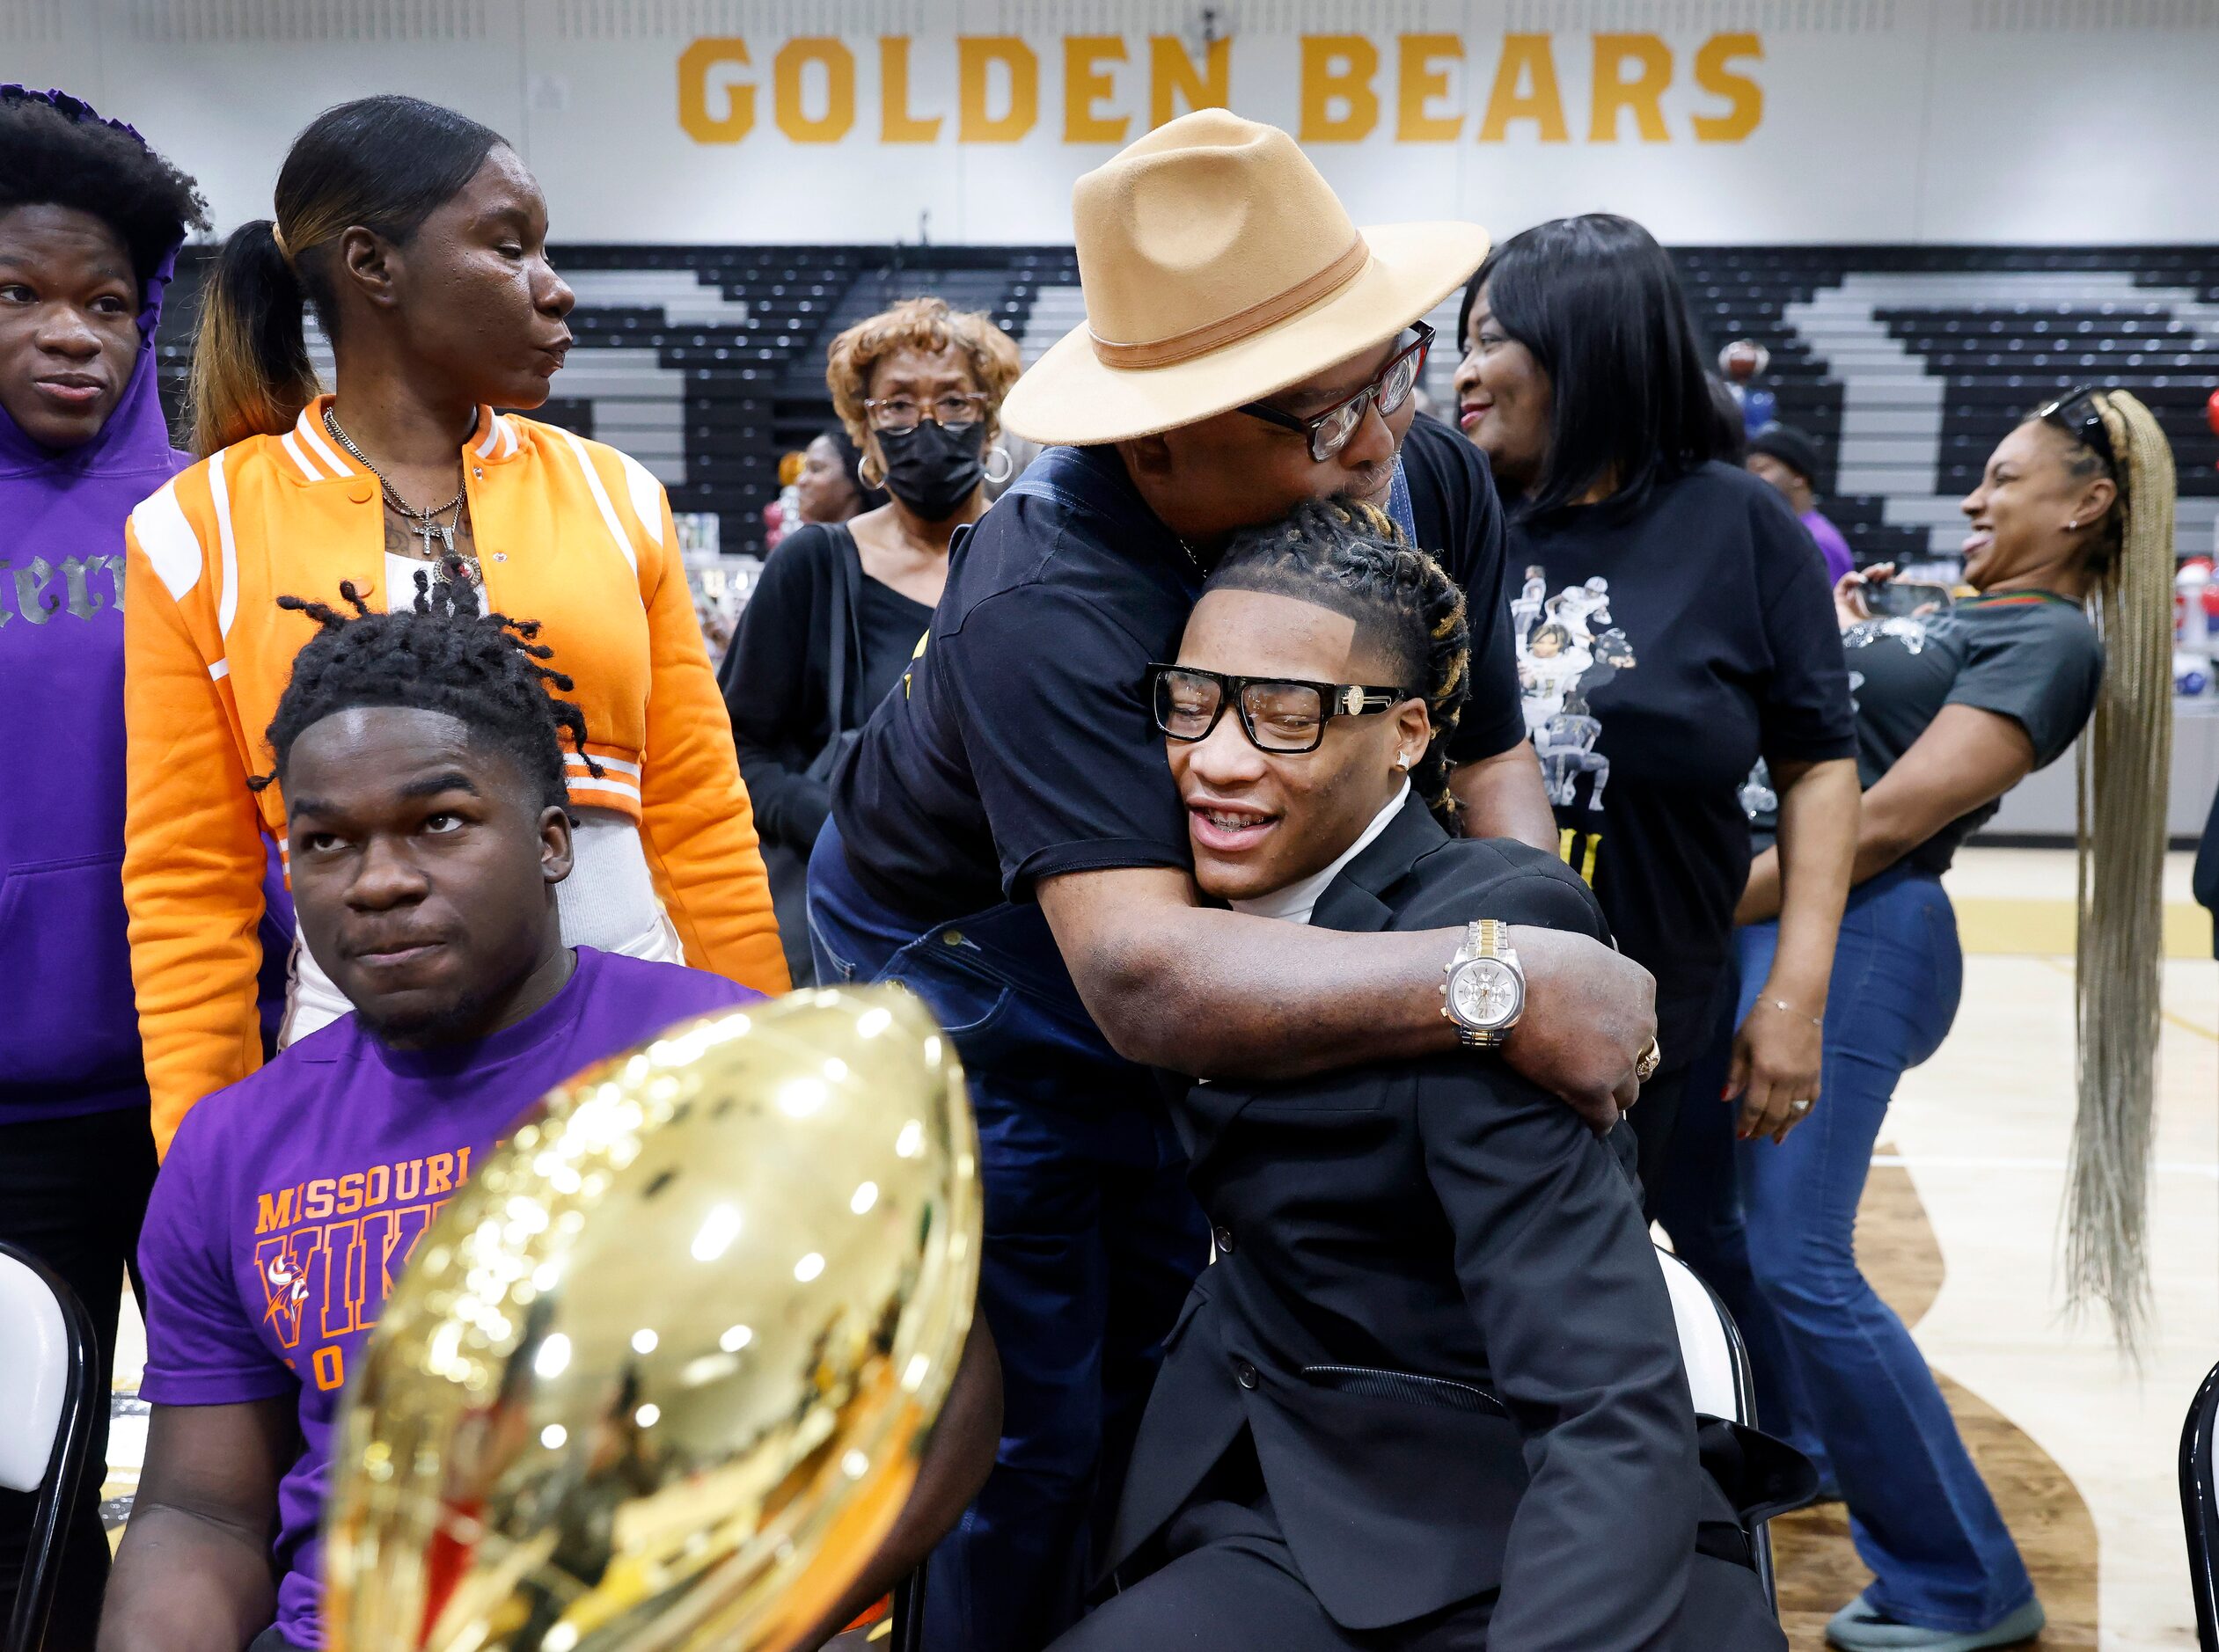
[1862,580,1953,619]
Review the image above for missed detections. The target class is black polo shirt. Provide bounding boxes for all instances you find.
[829,413,1526,922]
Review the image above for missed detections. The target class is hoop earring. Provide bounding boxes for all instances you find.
[982,443,1015,486]
[859,451,886,490]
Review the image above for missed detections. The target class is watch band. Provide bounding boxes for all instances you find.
[1442,919,1518,1049]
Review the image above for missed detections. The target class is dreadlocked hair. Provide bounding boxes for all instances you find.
[250,568,602,809]
[1205,498,1470,826]
[2040,388,2175,1355]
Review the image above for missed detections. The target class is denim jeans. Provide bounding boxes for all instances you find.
[807,821,1209,1652]
[1661,865,2034,1633]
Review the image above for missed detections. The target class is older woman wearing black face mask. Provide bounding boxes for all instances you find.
[721,298,1022,986]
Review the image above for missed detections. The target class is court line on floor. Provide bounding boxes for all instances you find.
[2030,954,2219,1042]
[1871,1152,2219,1177]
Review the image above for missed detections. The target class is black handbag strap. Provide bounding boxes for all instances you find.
[813,523,864,768]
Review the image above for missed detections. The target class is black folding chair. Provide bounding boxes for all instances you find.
[0,1240,99,1652]
[887,1560,927,1652]
[2179,1356,2219,1651]
[1657,1246,1784,1612]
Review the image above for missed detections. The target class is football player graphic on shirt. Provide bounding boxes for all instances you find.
[1843,614,1932,655]
[1512,578,1638,811]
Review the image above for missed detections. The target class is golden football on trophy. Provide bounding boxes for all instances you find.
[321,985,980,1652]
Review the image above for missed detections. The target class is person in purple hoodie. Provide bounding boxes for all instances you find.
[0,85,213,1648]
[99,590,998,1652]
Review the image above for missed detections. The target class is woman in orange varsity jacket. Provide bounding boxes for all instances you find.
[123,95,785,1153]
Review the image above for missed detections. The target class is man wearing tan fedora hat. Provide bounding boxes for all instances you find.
[806,110,1659,1652]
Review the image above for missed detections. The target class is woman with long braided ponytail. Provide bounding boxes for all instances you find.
[1718,387,2173,1652]
[1049,496,1790,1652]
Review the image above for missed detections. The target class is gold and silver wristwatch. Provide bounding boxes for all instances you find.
[1441,919,1526,1049]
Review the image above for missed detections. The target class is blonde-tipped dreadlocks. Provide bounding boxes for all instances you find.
[2052,388,2175,1351]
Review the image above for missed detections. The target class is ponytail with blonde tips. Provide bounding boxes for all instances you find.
[188,219,320,455]
[187,94,504,456]
[2057,387,2176,1351]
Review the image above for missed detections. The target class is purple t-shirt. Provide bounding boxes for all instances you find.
[137,948,761,1649]
[1802,508,1855,586]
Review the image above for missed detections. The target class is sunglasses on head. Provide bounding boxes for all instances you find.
[1145,663,1413,755]
[2034,386,2116,471]
[1240,324,1434,464]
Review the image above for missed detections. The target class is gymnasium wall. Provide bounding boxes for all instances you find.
[8,0,2219,246]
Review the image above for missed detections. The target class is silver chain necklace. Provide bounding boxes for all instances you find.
[323,405,476,559]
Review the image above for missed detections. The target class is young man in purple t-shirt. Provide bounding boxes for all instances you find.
[100,592,997,1652]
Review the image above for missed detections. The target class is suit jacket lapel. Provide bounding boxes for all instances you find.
[1309,793,1448,934]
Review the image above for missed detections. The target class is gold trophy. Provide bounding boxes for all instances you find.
[322,986,979,1652]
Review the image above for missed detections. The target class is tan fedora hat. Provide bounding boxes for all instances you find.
[1001,109,1490,448]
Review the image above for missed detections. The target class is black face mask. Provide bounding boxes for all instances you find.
[875,420,986,521]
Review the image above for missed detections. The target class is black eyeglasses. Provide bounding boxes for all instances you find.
[2035,386,2116,471]
[1145,663,1411,755]
[1241,323,1433,464]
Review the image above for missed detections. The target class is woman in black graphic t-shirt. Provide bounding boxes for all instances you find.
[1453,216,1861,1207]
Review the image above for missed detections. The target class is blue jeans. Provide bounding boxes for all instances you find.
[807,821,1209,1652]
[1662,866,2033,1633]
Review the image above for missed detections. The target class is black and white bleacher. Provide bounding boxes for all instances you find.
[157,244,2215,564]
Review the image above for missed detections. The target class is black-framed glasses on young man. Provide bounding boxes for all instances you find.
[1238,322,1433,464]
[2035,385,2115,469]
[1145,663,1412,755]
[863,392,990,433]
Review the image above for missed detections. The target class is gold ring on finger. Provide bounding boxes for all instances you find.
[1635,1037,1662,1083]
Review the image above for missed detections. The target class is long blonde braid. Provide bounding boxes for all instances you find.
[2062,388,2175,1350]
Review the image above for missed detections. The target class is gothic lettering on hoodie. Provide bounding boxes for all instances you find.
[0,553,125,628]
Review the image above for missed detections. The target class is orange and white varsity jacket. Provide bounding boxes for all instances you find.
[124,397,787,1151]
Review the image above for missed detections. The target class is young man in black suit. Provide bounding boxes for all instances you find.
[1052,500,1798,1652]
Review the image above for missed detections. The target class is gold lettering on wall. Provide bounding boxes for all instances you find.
[1300,34,1380,142]
[1065,36,1129,143]
[879,37,941,142]
[958,36,1040,142]
[677,36,754,143]
[1478,33,1568,143]
[1693,32,1763,142]
[775,37,856,143]
[1149,35,1229,129]
[677,32,1766,149]
[1396,34,1462,141]
[1589,33,1672,142]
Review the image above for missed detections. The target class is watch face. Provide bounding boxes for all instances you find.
[1451,958,1521,1029]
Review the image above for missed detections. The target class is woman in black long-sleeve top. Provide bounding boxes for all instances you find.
[1050,501,1799,1652]
[721,297,1022,983]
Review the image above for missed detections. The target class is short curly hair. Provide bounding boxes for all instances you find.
[826,296,1023,452]
[0,88,208,299]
